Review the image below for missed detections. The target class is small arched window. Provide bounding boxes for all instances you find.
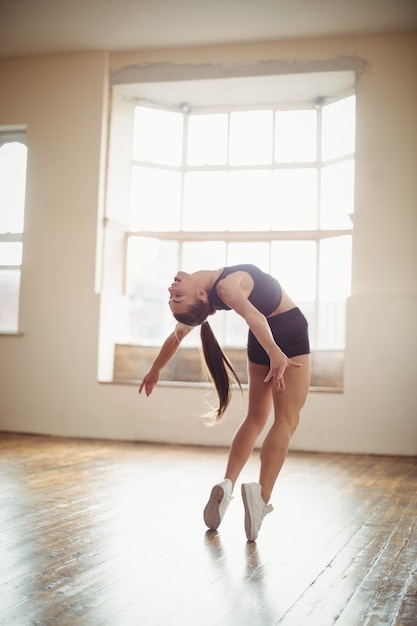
[0,131,28,332]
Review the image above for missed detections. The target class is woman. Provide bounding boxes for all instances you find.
[139,264,310,541]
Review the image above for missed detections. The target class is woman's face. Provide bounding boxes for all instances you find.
[168,271,200,316]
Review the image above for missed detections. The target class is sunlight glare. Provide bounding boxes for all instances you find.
[275,109,317,162]
[0,142,27,233]
[187,114,228,165]
[322,96,356,161]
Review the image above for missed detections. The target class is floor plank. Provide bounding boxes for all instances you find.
[0,433,416,625]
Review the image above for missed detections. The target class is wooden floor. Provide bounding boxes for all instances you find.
[0,434,416,626]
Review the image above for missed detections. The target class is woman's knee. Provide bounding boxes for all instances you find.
[244,409,270,432]
[274,410,300,436]
[288,412,300,435]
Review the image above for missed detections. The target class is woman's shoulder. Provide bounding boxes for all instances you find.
[216,270,254,300]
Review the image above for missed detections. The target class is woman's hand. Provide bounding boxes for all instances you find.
[264,349,302,391]
[138,324,192,398]
[139,367,160,397]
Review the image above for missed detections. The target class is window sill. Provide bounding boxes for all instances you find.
[113,344,345,390]
[104,378,344,393]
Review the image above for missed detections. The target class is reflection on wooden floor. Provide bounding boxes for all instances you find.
[0,433,416,625]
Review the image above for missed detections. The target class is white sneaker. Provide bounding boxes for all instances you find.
[203,479,233,530]
[241,483,273,542]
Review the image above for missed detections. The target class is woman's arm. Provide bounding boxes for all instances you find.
[139,323,193,396]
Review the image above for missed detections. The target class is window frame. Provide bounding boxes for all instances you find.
[124,100,354,353]
[100,74,357,388]
[0,128,27,334]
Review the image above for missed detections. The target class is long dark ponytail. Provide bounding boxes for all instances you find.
[200,321,242,422]
[174,301,241,422]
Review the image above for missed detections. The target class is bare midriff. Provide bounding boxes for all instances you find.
[267,289,298,317]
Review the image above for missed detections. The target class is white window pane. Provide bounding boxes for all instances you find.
[227,242,270,271]
[126,238,179,344]
[317,300,347,349]
[320,160,354,229]
[187,114,228,165]
[319,236,352,300]
[229,110,273,165]
[0,242,22,265]
[224,311,247,347]
[133,106,183,166]
[322,96,356,161]
[183,172,228,231]
[272,169,317,230]
[0,270,20,331]
[182,241,226,273]
[271,241,317,302]
[129,166,181,231]
[317,236,351,349]
[275,110,317,163]
[0,142,27,233]
[228,170,272,230]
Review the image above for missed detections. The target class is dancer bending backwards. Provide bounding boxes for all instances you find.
[139,264,310,541]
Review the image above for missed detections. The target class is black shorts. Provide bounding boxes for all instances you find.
[247,307,310,365]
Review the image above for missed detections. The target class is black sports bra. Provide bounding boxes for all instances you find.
[209,264,282,316]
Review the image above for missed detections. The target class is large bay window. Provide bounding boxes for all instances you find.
[101,72,355,388]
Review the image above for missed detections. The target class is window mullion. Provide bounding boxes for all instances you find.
[314,102,323,350]
[179,110,188,268]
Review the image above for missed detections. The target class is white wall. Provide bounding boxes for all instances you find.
[0,33,416,455]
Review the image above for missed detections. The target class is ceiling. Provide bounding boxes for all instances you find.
[0,0,416,59]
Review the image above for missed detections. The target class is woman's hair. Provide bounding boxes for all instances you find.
[173,299,213,327]
[174,300,242,422]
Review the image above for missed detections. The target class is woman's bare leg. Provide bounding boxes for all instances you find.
[224,361,273,486]
[259,353,311,502]
[205,356,309,532]
[203,362,273,530]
